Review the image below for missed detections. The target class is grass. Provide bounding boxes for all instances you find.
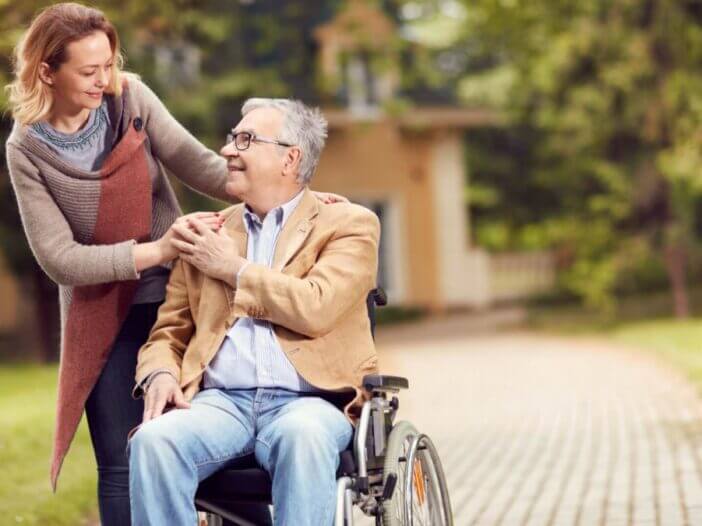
[526,287,702,392]
[0,364,97,526]
[609,320,702,389]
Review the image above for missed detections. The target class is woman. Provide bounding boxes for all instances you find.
[5,3,337,524]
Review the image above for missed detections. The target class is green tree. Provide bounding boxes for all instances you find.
[0,0,345,360]
[447,0,702,316]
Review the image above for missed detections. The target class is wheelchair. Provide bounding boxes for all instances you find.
[194,289,453,525]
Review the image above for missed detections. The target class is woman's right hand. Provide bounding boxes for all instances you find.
[157,211,223,263]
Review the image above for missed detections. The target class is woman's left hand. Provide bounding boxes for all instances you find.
[312,191,349,204]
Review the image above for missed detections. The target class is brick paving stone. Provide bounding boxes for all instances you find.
[371,318,702,525]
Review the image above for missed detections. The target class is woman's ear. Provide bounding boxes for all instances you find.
[39,62,54,87]
[283,147,303,178]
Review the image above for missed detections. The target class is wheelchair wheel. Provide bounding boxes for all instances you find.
[382,421,453,525]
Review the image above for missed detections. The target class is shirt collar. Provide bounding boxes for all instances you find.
[243,188,306,230]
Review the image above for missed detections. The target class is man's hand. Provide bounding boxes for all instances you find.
[171,217,248,286]
[157,212,224,263]
[143,374,191,423]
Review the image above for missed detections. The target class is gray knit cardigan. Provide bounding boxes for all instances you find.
[5,76,231,487]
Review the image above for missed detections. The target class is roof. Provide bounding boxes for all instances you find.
[323,106,502,129]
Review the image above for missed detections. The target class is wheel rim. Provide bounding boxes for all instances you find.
[392,436,446,525]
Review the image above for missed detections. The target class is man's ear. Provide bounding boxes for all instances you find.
[282,146,302,178]
[39,62,55,87]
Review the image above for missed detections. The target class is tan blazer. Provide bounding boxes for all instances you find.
[134,188,381,419]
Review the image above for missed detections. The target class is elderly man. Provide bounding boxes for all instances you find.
[128,98,380,525]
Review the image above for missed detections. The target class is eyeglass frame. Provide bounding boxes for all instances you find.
[225,130,294,151]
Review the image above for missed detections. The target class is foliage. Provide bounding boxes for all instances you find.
[444,0,702,313]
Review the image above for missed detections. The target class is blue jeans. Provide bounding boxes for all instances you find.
[128,388,353,526]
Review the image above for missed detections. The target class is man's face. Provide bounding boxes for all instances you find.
[220,107,287,201]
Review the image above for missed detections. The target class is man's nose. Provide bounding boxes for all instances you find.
[220,142,239,157]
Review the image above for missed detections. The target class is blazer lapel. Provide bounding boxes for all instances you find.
[273,189,319,271]
[220,206,248,302]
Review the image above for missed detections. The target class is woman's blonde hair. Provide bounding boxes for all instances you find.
[6,2,127,125]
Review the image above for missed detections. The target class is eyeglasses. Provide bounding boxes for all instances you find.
[225,130,294,151]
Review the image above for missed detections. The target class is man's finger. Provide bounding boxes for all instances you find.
[143,395,154,422]
[179,253,198,268]
[172,223,199,243]
[150,392,169,420]
[143,390,163,422]
[172,389,191,410]
[172,238,196,254]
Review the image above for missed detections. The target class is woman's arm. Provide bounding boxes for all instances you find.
[132,78,231,203]
[6,144,178,286]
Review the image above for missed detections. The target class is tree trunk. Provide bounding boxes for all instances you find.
[31,268,59,362]
[663,242,690,319]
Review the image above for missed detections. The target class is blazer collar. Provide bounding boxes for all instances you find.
[223,187,319,270]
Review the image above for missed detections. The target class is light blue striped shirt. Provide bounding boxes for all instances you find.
[203,190,317,392]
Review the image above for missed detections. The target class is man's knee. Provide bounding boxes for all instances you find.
[128,420,179,467]
[272,409,351,460]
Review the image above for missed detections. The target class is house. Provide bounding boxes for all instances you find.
[310,0,554,310]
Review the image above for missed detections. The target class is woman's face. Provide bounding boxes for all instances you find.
[42,31,113,113]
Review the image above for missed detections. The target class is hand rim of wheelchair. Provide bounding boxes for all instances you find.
[379,421,453,526]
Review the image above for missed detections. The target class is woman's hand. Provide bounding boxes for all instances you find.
[134,212,223,272]
[312,191,349,204]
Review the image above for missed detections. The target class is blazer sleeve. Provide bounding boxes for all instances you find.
[6,144,139,286]
[132,78,233,204]
[232,208,381,338]
[133,257,193,397]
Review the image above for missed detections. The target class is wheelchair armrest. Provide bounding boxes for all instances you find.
[362,374,409,393]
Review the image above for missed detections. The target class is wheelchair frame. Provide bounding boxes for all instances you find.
[196,288,453,525]
[198,374,452,526]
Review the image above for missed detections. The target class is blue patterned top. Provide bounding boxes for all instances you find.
[30,100,113,171]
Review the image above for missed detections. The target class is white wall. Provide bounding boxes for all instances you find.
[429,132,491,308]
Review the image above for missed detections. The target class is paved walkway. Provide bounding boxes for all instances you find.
[367,316,702,526]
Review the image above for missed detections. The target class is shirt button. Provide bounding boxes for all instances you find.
[133,117,143,131]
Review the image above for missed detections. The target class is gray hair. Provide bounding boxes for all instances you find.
[241,98,328,184]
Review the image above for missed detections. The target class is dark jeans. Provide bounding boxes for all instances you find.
[84,302,272,526]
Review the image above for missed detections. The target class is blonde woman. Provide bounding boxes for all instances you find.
[5,3,337,524]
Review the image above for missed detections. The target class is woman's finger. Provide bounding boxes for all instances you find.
[187,217,211,235]
[189,211,219,219]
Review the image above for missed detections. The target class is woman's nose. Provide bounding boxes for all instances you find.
[96,69,108,87]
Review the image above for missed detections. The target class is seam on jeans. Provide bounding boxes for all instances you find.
[253,438,271,472]
[255,435,271,450]
[194,447,254,469]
